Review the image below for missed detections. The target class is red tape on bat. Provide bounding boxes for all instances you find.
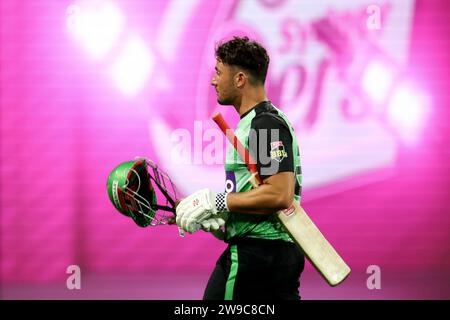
[212,112,263,185]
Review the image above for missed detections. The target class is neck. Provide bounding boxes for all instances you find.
[234,87,268,117]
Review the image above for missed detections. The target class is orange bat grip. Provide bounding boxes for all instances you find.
[212,112,263,185]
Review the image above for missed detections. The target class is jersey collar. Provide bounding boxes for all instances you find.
[240,100,271,119]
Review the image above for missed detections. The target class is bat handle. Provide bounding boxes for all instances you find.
[212,112,263,185]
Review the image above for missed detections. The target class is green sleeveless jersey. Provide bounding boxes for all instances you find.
[224,101,302,243]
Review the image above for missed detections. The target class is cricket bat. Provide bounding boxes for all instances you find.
[212,112,351,286]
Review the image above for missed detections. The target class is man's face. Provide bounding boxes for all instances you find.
[211,60,237,105]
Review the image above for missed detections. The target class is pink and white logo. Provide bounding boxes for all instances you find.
[145,0,416,199]
[270,141,283,149]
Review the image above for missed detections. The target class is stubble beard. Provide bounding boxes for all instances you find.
[217,92,235,106]
[217,98,232,105]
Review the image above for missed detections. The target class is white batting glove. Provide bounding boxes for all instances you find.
[199,212,229,232]
[176,188,229,234]
[185,213,228,234]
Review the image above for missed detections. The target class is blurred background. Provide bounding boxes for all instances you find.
[1,0,449,299]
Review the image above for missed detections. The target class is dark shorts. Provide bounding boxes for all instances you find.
[203,237,305,300]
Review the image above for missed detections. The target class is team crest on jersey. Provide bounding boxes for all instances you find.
[270,141,288,162]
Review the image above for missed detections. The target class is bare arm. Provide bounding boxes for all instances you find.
[227,171,295,215]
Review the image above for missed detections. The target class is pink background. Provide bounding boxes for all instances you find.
[1,0,449,299]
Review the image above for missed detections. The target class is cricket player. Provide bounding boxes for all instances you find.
[176,36,305,300]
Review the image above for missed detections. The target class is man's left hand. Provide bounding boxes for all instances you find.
[176,188,218,233]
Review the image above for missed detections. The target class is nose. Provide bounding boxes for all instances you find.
[211,76,217,87]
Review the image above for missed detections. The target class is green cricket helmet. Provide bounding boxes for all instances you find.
[107,160,157,227]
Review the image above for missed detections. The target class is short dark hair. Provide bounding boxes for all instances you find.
[215,36,270,85]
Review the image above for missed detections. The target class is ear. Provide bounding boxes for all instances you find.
[234,71,247,88]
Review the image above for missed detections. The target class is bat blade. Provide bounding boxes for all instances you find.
[213,112,351,286]
[277,202,351,286]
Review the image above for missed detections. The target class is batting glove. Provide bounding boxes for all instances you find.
[176,188,229,233]
[198,212,229,232]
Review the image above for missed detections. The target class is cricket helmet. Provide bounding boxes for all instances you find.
[106,160,157,227]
